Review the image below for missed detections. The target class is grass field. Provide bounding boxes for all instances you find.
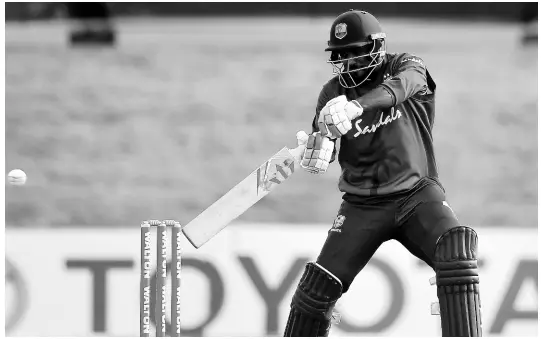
[5,17,538,228]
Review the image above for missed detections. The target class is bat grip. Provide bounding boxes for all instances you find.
[291,130,308,162]
[289,143,306,163]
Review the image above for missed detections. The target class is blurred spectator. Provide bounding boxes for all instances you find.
[66,3,116,46]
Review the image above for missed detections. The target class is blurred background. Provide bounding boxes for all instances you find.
[5,2,538,337]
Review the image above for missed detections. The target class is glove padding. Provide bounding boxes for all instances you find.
[318,95,364,139]
[300,132,335,174]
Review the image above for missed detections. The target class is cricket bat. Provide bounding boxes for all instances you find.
[182,131,309,248]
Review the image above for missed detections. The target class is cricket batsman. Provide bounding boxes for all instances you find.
[284,10,482,337]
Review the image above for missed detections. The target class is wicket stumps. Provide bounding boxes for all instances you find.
[140,220,182,337]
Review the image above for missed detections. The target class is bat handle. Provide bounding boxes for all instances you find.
[296,131,309,145]
[290,130,309,162]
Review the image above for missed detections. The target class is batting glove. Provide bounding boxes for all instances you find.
[318,95,363,139]
[300,132,335,174]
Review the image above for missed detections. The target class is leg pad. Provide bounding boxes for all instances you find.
[284,262,343,337]
[434,226,482,337]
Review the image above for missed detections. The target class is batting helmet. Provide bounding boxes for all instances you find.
[326,10,387,88]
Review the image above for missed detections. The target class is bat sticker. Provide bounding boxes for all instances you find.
[256,158,295,194]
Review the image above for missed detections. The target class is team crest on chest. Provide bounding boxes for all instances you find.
[335,23,347,39]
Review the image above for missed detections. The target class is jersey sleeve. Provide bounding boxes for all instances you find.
[378,53,429,106]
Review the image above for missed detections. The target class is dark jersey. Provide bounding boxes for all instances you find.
[312,52,439,197]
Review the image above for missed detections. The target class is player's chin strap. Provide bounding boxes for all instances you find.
[284,262,343,337]
[434,226,482,337]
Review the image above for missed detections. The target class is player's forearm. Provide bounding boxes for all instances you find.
[355,70,427,110]
[354,86,395,111]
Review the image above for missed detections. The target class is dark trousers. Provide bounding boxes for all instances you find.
[317,181,459,292]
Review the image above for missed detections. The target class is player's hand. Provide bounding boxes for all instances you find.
[300,132,335,174]
[318,95,363,139]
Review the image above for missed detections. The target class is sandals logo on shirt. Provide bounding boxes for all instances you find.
[354,107,403,137]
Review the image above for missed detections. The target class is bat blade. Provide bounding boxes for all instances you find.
[182,143,305,248]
